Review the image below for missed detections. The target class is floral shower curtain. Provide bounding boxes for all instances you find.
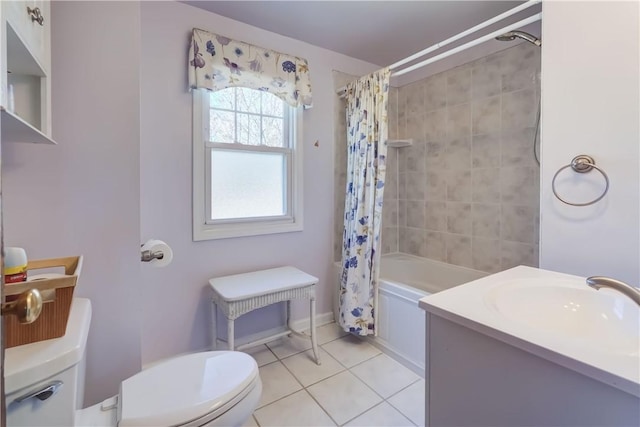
[339,68,390,336]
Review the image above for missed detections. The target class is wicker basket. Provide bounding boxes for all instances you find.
[4,256,82,348]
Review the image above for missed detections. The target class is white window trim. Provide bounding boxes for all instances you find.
[192,89,304,241]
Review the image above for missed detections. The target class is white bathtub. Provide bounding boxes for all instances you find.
[334,253,487,375]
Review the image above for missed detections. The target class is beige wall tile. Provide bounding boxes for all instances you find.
[502,88,536,131]
[472,95,501,135]
[501,241,538,269]
[405,114,426,141]
[472,56,502,100]
[472,237,501,273]
[398,200,407,227]
[425,201,447,231]
[472,133,500,168]
[424,231,446,261]
[405,172,426,200]
[501,204,536,243]
[446,169,472,202]
[472,203,501,238]
[425,73,447,111]
[446,202,472,234]
[447,65,471,106]
[425,109,447,142]
[382,226,399,254]
[501,166,539,205]
[425,169,447,201]
[446,103,471,138]
[426,141,446,170]
[382,199,398,227]
[445,136,471,170]
[406,200,426,228]
[404,81,425,117]
[445,234,473,268]
[401,141,426,173]
[501,127,538,167]
[472,167,501,203]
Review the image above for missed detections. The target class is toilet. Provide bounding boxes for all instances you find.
[4,298,262,427]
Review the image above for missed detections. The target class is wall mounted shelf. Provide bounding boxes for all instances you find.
[1,107,55,144]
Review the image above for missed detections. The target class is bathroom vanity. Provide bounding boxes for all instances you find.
[419,266,640,427]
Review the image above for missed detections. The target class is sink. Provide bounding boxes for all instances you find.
[484,278,640,356]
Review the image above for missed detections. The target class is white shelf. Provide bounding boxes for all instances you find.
[1,107,55,144]
[387,139,413,148]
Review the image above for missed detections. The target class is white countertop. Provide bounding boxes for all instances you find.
[5,298,92,394]
[419,266,640,397]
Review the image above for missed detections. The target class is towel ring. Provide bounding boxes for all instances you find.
[552,155,610,207]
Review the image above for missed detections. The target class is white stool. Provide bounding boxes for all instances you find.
[209,266,321,365]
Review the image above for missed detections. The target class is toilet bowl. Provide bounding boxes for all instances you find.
[5,299,262,427]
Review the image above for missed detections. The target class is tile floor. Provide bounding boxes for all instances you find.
[240,323,425,427]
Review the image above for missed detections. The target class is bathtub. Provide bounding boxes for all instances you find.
[334,253,487,376]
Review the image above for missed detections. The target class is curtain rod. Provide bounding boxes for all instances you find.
[388,0,541,71]
[336,0,542,96]
[393,13,541,77]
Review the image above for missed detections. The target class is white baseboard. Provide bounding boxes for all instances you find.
[290,311,334,331]
[143,312,334,370]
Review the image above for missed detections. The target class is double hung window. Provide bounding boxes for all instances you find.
[193,87,303,240]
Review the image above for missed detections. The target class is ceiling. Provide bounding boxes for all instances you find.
[182,1,530,66]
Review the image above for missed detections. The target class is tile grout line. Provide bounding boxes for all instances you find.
[253,329,423,427]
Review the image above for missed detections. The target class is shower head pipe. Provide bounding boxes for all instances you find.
[495,30,542,47]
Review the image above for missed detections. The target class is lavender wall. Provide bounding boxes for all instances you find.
[139,2,377,365]
[2,1,142,405]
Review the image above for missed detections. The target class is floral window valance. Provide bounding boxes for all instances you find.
[188,28,313,108]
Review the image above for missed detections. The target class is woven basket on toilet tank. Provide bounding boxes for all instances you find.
[4,256,82,348]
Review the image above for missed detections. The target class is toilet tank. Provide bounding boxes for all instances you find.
[4,298,92,426]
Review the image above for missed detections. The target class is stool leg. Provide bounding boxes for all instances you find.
[227,318,235,351]
[310,297,321,365]
[286,300,292,336]
[211,301,218,350]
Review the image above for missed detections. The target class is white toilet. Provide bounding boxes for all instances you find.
[4,298,262,427]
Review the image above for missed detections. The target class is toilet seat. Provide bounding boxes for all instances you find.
[118,351,259,427]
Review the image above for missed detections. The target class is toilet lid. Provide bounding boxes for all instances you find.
[118,351,258,427]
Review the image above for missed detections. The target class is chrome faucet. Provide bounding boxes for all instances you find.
[586,276,640,306]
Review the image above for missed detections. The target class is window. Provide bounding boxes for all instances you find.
[193,87,303,240]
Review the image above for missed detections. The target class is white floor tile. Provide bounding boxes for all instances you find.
[242,414,258,427]
[258,361,303,408]
[312,322,348,345]
[266,334,312,359]
[243,344,277,367]
[344,401,414,427]
[254,390,336,427]
[388,380,426,426]
[281,348,345,387]
[350,354,421,398]
[321,335,380,368]
[307,371,382,425]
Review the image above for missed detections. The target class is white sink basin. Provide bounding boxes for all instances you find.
[485,278,640,356]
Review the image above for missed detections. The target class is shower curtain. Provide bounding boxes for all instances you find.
[339,68,390,336]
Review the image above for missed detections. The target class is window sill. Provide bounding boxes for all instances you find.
[193,220,303,241]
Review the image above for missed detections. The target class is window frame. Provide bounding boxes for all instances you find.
[193,88,304,241]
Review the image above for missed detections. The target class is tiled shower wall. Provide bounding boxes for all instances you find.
[334,42,540,273]
[387,42,541,273]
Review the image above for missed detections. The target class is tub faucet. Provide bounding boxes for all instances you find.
[586,276,640,306]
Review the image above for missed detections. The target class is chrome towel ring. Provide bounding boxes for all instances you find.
[552,155,610,207]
